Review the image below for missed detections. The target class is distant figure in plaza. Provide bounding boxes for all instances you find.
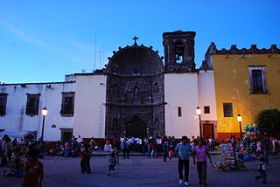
[262,137,270,164]
[64,141,70,158]
[162,137,169,162]
[122,138,130,159]
[150,139,158,159]
[107,151,117,176]
[22,147,44,187]
[1,135,12,167]
[208,137,215,152]
[80,146,91,174]
[77,135,83,145]
[168,136,175,160]
[193,139,212,185]
[89,137,96,152]
[256,139,262,156]
[104,140,113,152]
[112,139,120,164]
[175,136,192,186]
[255,157,267,184]
[71,137,79,157]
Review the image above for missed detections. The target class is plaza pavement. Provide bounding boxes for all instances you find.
[0,154,279,187]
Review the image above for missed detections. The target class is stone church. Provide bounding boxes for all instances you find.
[0,31,217,142]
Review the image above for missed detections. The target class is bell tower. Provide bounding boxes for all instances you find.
[163,31,196,72]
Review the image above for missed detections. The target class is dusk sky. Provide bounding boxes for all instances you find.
[0,0,279,84]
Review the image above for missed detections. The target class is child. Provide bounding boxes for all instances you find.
[255,157,267,184]
[107,151,117,176]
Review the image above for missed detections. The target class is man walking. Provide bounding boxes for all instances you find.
[175,136,192,186]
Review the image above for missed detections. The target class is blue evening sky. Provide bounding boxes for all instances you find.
[0,0,279,83]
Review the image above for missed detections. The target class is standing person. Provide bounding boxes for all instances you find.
[80,146,91,174]
[22,147,44,187]
[77,135,83,145]
[122,138,130,159]
[104,140,112,152]
[255,157,267,184]
[1,135,12,167]
[262,137,270,164]
[64,141,70,158]
[175,136,192,186]
[150,139,158,159]
[162,137,169,162]
[168,136,175,160]
[89,137,96,153]
[112,139,120,165]
[107,151,117,176]
[193,139,212,185]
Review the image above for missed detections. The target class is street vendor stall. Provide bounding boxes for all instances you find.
[213,142,247,171]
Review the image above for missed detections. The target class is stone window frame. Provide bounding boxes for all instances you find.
[223,103,233,117]
[0,93,8,116]
[26,94,40,117]
[204,106,210,114]
[60,92,75,117]
[248,66,268,94]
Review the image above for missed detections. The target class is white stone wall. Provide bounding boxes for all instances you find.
[197,70,217,121]
[164,73,200,138]
[0,82,75,141]
[0,70,217,141]
[73,75,107,139]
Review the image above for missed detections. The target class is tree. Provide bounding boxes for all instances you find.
[256,108,280,137]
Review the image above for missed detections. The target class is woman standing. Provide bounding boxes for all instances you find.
[193,139,212,185]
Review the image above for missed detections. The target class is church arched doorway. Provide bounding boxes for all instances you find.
[125,117,146,138]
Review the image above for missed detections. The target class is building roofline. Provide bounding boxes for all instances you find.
[0,81,76,86]
[210,44,280,55]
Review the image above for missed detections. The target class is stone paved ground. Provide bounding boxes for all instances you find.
[0,155,279,187]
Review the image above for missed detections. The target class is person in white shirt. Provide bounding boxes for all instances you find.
[104,140,113,152]
[77,135,83,144]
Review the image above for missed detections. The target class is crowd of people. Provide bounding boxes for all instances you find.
[0,133,279,186]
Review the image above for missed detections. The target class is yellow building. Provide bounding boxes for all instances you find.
[202,43,280,140]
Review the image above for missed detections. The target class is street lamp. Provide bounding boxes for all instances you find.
[237,114,242,139]
[196,106,202,138]
[41,107,48,141]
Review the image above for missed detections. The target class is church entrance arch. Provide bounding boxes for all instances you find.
[125,116,146,138]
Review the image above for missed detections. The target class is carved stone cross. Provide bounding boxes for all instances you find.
[133,36,139,45]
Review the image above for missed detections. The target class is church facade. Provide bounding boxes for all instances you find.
[1,30,279,142]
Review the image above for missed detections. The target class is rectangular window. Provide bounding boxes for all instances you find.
[204,106,210,114]
[61,92,75,116]
[178,107,182,117]
[0,93,8,116]
[223,103,233,117]
[248,66,268,94]
[26,94,40,116]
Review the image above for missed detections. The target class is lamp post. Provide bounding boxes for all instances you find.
[196,106,202,138]
[41,107,48,141]
[237,114,242,139]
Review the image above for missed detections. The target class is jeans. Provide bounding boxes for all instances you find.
[196,161,207,184]
[178,159,190,182]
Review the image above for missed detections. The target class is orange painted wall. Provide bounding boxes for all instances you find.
[212,54,280,139]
